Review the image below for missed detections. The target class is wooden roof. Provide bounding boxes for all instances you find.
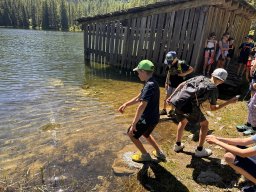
[77,0,256,24]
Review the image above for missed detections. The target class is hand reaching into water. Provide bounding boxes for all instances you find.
[118,103,127,113]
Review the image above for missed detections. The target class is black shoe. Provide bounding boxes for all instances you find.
[159,109,167,115]
[167,110,175,117]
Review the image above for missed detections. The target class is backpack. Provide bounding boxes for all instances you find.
[170,76,217,113]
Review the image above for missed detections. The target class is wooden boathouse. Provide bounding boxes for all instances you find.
[77,0,256,76]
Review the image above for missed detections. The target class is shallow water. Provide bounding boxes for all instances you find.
[0,28,176,191]
[0,28,151,191]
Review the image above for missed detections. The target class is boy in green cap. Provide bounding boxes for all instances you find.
[118,60,166,162]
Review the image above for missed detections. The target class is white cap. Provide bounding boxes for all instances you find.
[211,68,228,81]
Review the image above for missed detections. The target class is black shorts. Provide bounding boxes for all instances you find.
[235,155,256,178]
[175,106,206,123]
[127,120,157,139]
[238,56,249,65]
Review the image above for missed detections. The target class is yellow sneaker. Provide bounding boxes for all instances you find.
[131,153,151,163]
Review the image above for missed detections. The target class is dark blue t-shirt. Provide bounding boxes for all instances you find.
[167,60,190,88]
[239,42,254,58]
[140,77,160,125]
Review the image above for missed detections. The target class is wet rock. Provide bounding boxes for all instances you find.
[81,84,90,89]
[48,78,64,87]
[40,123,61,131]
[197,170,222,184]
[97,176,104,180]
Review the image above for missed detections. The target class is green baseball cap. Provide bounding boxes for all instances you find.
[133,60,155,72]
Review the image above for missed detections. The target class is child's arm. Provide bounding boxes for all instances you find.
[214,40,217,52]
[178,66,193,77]
[218,41,225,57]
[206,135,256,157]
[165,70,171,88]
[210,96,238,111]
[209,135,255,146]
[118,93,141,113]
[128,101,147,135]
[205,39,208,48]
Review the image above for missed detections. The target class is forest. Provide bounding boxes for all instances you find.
[0,0,255,31]
[0,0,157,31]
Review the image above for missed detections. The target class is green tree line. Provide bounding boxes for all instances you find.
[0,0,157,31]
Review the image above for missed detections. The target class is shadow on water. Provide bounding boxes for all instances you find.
[84,59,166,86]
[137,162,189,192]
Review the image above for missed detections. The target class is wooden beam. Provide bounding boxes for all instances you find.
[225,1,239,11]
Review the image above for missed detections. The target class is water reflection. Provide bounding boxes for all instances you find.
[0,28,147,191]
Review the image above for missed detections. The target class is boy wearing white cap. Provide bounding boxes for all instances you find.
[167,68,238,157]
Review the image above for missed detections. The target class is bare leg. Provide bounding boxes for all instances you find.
[145,135,161,152]
[198,120,209,147]
[224,152,256,184]
[246,67,250,81]
[129,135,147,154]
[207,64,211,75]
[203,56,209,75]
[176,118,188,142]
[225,57,230,69]
[237,63,242,76]
[162,93,171,110]
[241,65,247,77]
[216,60,221,68]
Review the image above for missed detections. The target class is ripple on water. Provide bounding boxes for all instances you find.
[0,29,140,190]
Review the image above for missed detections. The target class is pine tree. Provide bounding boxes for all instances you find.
[60,0,69,31]
[31,2,37,29]
[41,0,49,30]
[21,5,29,28]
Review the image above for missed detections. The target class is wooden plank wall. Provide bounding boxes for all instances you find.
[83,5,252,75]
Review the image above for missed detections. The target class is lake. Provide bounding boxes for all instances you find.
[0,28,155,191]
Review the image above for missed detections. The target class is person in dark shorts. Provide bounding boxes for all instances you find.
[159,51,193,117]
[118,60,166,162]
[206,134,256,192]
[237,35,254,78]
[167,68,238,157]
[225,37,235,70]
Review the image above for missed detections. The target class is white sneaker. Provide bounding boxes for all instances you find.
[195,148,212,157]
[173,143,185,152]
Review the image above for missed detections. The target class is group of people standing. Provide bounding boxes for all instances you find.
[203,32,255,83]
[118,41,256,191]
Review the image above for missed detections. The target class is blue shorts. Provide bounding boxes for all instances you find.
[235,155,256,178]
[127,120,157,139]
